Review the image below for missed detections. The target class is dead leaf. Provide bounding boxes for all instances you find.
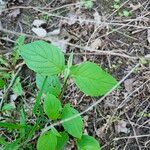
[0,90,2,99]
[124,78,134,93]
[145,54,150,60]
[104,98,116,108]
[8,9,20,18]
[90,38,102,50]
[0,0,6,14]
[32,19,47,37]
[96,126,106,137]
[18,0,24,2]
[78,14,87,25]
[51,39,69,53]
[74,55,83,64]
[32,27,47,37]
[67,13,78,25]
[147,29,150,44]
[47,28,60,36]
[129,3,141,11]
[116,120,129,133]
[0,21,3,29]
[93,11,101,27]
[10,94,18,101]
[10,101,16,109]
[32,19,46,28]
[0,0,5,4]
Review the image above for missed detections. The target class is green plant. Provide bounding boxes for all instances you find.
[1,40,118,149]
[40,14,49,21]
[0,55,10,89]
[0,36,25,90]
[122,9,130,17]
[113,0,120,9]
[113,0,130,17]
[81,0,94,9]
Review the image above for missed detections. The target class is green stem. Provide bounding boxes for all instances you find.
[59,76,69,99]
[32,76,48,114]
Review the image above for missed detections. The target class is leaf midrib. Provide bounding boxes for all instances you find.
[72,74,116,85]
[22,45,63,72]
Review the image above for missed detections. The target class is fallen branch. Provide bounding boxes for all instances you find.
[0,28,138,59]
[113,134,150,141]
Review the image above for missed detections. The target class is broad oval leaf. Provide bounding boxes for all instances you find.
[20,40,65,75]
[51,127,61,137]
[71,61,118,96]
[61,104,83,139]
[77,135,101,150]
[36,74,61,96]
[44,93,62,120]
[37,131,57,150]
[56,132,69,150]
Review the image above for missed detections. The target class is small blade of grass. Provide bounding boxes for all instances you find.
[20,108,26,138]
[27,119,40,140]
[3,138,21,150]
[0,122,27,130]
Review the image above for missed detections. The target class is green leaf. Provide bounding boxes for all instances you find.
[71,61,118,96]
[114,0,120,3]
[15,36,25,47]
[123,10,130,17]
[3,137,23,150]
[12,77,23,96]
[44,93,62,120]
[3,137,22,150]
[0,55,9,66]
[4,141,19,150]
[0,71,10,79]
[20,40,65,75]
[13,36,25,65]
[37,131,57,150]
[26,119,40,141]
[0,137,7,146]
[139,57,148,65]
[0,79,5,89]
[113,4,120,9]
[61,104,83,138]
[51,127,61,137]
[0,122,26,130]
[82,0,94,9]
[20,109,26,138]
[56,132,69,150]
[36,74,61,96]
[2,103,15,111]
[76,135,101,150]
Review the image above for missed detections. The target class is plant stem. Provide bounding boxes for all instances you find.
[59,76,69,99]
[32,76,48,114]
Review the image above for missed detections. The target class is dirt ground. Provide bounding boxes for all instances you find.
[0,0,150,150]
